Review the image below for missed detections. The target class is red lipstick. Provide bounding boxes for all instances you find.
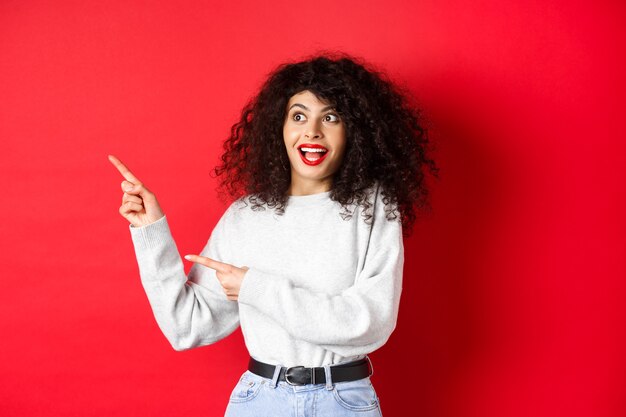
[297,144,329,166]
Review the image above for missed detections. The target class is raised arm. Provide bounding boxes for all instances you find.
[129,210,240,351]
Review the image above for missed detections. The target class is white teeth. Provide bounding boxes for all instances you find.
[300,147,327,153]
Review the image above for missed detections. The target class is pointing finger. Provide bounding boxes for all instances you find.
[108,154,142,184]
[184,254,230,272]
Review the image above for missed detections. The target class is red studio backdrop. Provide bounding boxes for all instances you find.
[0,1,624,416]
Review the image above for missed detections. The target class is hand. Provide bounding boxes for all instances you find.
[108,154,165,228]
[184,254,249,301]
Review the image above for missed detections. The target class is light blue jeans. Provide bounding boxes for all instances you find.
[224,363,383,417]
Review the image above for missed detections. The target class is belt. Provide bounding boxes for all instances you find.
[248,356,373,386]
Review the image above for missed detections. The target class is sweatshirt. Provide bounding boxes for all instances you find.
[128,181,404,368]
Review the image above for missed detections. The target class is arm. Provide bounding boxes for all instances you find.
[129,210,240,351]
[237,197,404,357]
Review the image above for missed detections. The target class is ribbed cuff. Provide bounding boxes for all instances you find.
[238,267,272,308]
[128,215,171,251]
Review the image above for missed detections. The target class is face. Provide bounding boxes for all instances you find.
[283,90,347,195]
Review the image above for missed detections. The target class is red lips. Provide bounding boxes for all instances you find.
[297,143,329,166]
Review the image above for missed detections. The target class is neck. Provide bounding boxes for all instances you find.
[287,178,333,196]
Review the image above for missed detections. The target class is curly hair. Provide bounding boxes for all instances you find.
[210,51,438,237]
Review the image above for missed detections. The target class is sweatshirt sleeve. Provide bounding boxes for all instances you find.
[129,209,240,351]
[237,191,404,357]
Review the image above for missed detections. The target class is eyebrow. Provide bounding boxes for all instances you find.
[288,103,336,112]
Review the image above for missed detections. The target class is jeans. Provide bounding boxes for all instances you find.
[224,363,384,417]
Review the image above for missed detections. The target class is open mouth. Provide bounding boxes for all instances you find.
[297,145,329,166]
[298,146,328,161]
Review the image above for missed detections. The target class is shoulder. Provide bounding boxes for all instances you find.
[222,197,247,220]
[369,181,400,224]
[221,195,261,224]
[363,180,389,205]
[230,195,250,212]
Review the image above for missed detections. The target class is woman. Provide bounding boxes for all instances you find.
[109,51,437,416]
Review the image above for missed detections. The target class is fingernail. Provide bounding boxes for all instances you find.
[184,255,191,260]
[124,185,133,191]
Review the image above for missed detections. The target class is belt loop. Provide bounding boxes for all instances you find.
[323,364,333,390]
[365,355,374,378]
[270,364,282,389]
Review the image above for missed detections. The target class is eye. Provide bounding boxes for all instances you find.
[324,113,340,123]
[292,112,306,122]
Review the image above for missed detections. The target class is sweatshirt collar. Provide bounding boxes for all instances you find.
[286,190,332,208]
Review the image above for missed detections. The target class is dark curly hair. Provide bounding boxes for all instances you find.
[210,51,439,237]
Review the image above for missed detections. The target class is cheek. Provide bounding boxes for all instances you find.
[283,126,299,144]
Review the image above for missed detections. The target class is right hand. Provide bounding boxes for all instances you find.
[108,154,165,228]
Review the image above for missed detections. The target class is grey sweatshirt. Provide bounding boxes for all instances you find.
[129,181,404,368]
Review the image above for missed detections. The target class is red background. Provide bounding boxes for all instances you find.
[1,1,625,416]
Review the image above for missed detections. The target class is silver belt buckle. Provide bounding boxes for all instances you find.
[285,366,314,386]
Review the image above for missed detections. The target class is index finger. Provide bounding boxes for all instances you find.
[108,154,142,184]
[184,254,230,273]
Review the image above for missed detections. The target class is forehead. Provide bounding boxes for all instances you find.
[287,90,331,107]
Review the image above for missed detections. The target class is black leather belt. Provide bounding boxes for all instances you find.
[248,356,373,386]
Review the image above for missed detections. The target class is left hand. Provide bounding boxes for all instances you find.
[184,254,249,301]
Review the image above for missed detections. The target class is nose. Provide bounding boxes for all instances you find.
[304,122,322,139]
